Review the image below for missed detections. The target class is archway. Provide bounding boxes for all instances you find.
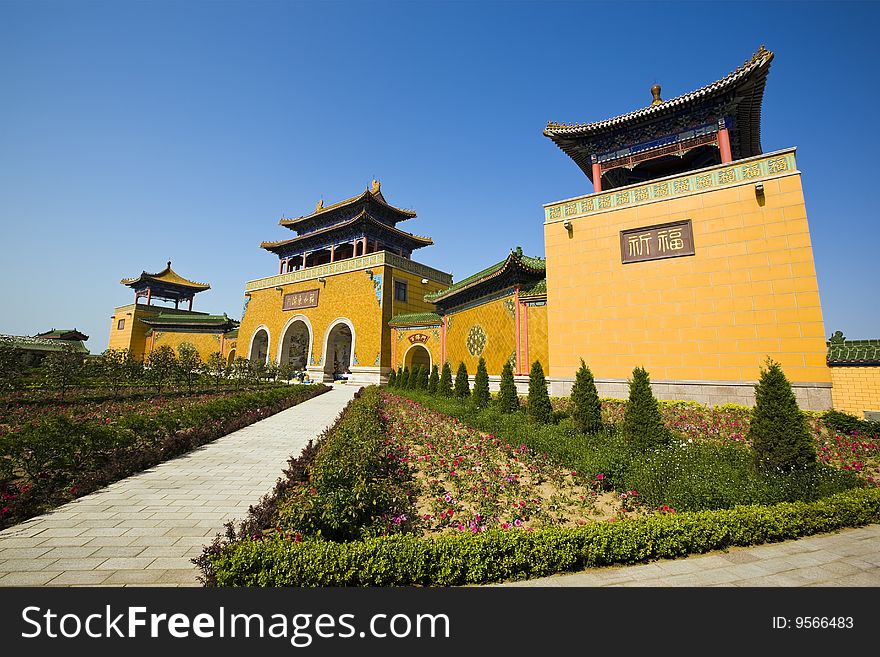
[249,327,270,364]
[323,320,354,380]
[404,344,431,372]
[278,317,312,371]
[226,349,236,367]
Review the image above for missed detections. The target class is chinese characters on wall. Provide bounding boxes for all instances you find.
[620,220,695,264]
[282,289,320,311]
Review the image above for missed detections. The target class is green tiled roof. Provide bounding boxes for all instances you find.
[389,312,442,327]
[425,249,546,303]
[520,278,547,297]
[827,339,880,365]
[1,335,89,354]
[142,313,239,326]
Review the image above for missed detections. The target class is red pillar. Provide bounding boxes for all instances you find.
[441,316,447,367]
[362,237,367,256]
[188,297,193,311]
[279,259,284,274]
[514,287,521,375]
[352,240,358,257]
[717,127,732,163]
[591,159,602,193]
[145,288,152,306]
[522,302,529,371]
[302,252,308,268]
[330,244,336,262]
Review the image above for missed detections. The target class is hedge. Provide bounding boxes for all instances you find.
[206,486,880,586]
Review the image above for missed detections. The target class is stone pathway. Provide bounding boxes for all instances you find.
[0,384,362,587]
[499,523,880,587]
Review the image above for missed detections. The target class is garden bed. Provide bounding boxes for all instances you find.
[0,383,329,529]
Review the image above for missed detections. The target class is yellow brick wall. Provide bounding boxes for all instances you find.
[238,267,385,369]
[446,296,515,375]
[545,166,829,384]
[385,267,446,369]
[149,331,229,362]
[525,303,549,374]
[108,304,162,361]
[392,326,443,372]
[831,367,880,416]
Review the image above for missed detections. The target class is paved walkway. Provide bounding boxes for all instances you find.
[500,523,880,587]
[0,384,362,587]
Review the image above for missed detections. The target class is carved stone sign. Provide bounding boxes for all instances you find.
[620,219,695,264]
[282,289,319,311]
[408,333,430,344]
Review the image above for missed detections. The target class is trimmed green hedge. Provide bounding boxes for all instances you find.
[207,487,880,586]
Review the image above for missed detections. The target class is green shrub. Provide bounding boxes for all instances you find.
[427,365,439,394]
[439,362,453,397]
[496,360,519,413]
[454,362,470,399]
[387,369,397,388]
[823,409,880,440]
[472,357,490,409]
[419,364,430,389]
[623,367,671,452]
[399,367,410,389]
[206,487,880,586]
[411,366,424,390]
[527,361,552,424]
[571,359,602,434]
[749,359,816,471]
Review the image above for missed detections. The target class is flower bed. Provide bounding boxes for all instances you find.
[0,384,328,529]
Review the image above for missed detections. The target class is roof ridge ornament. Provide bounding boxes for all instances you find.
[650,84,663,107]
[315,199,323,212]
[371,179,381,194]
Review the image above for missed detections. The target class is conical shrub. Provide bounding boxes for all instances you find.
[399,366,410,389]
[571,359,602,434]
[387,369,397,388]
[623,367,670,452]
[473,357,490,409]
[497,359,519,413]
[439,362,453,397]
[419,364,430,389]
[749,358,817,471]
[427,364,439,394]
[454,362,470,399]
[527,360,552,424]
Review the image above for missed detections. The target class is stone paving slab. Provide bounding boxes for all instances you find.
[0,384,361,587]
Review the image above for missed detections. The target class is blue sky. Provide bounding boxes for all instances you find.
[1,0,877,350]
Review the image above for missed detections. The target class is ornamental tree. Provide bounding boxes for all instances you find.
[146,345,178,395]
[439,362,453,397]
[101,348,135,399]
[623,366,671,452]
[496,359,519,413]
[411,365,424,390]
[427,364,439,393]
[205,352,228,391]
[0,337,24,392]
[176,343,203,393]
[454,362,470,399]
[571,359,603,434]
[387,368,397,388]
[749,358,817,471]
[42,344,83,401]
[473,357,490,409]
[527,360,552,423]
[400,366,411,389]
[420,364,430,389]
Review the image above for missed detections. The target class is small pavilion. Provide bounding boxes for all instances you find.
[120,261,211,311]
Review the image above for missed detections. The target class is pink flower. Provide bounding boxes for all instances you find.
[513,519,522,527]
[596,473,604,481]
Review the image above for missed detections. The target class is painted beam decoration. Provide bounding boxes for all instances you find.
[282,289,320,311]
[620,220,695,264]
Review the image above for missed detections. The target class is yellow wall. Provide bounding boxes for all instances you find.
[392,325,443,372]
[831,367,880,417]
[446,295,515,375]
[148,331,236,363]
[239,267,384,369]
[108,304,162,361]
[544,152,829,385]
[525,303,549,373]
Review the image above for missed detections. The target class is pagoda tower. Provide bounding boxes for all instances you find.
[109,262,238,363]
[238,181,452,384]
[541,46,832,409]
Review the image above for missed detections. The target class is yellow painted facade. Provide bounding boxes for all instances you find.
[445,295,516,375]
[238,251,450,383]
[830,367,880,417]
[524,302,549,374]
[393,326,443,372]
[108,303,158,359]
[148,331,237,363]
[544,149,829,387]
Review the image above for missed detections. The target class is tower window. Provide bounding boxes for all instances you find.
[117,319,125,330]
[394,280,408,302]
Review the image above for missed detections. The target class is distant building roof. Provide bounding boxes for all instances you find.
[827,335,880,366]
[121,262,211,293]
[140,313,239,332]
[389,312,442,327]
[1,334,89,354]
[34,328,90,341]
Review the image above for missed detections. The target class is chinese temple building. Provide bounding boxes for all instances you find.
[109,262,238,362]
[237,180,451,384]
[541,46,832,408]
[0,330,90,367]
[388,247,548,381]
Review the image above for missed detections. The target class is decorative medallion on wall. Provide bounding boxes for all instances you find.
[508,351,517,369]
[446,315,453,330]
[373,274,383,306]
[503,298,516,319]
[397,331,406,342]
[431,329,441,341]
[466,325,487,357]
